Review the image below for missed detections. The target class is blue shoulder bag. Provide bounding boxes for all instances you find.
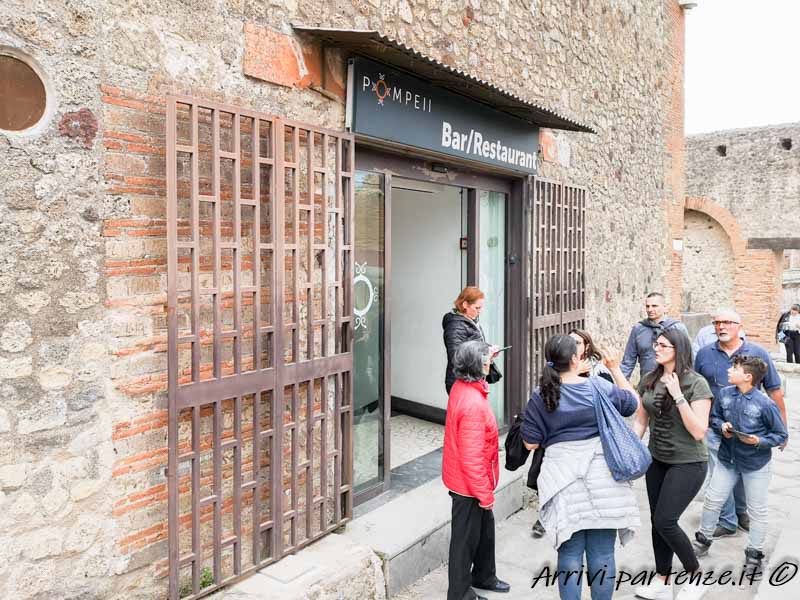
[590,378,652,481]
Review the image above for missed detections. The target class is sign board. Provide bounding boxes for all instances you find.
[347,56,539,174]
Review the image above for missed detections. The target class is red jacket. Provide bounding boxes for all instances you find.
[442,379,499,507]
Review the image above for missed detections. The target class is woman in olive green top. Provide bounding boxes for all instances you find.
[632,328,713,600]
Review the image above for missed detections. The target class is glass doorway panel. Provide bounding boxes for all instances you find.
[479,190,506,425]
[353,171,385,492]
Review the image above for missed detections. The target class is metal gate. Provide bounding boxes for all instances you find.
[528,177,586,390]
[166,96,354,599]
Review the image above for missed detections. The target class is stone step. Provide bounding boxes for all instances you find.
[343,466,526,597]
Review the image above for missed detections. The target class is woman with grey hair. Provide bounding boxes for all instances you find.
[442,340,510,600]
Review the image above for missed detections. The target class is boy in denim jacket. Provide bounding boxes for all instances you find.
[693,355,788,576]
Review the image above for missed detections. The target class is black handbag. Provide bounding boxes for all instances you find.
[526,446,545,490]
[504,413,530,471]
[486,362,502,384]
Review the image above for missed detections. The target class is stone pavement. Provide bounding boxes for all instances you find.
[395,373,800,600]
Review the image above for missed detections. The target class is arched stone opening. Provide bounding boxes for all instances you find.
[682,209,735,314]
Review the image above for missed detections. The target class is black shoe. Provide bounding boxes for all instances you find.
[531,520,546,538]
[737,513,751,532]
[744,547,764,580]
[712,525,736,538]
[693,531,712,557]
[473,578,511,593]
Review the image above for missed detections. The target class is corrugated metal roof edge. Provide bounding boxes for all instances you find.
[293,25,597,135]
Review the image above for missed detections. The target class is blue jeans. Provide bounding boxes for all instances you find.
[706,435,747,530]
[557,529,616,600]
[699,461,771,551]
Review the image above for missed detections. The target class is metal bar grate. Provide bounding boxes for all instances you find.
[166,96,354,600]
[528,177,587,393]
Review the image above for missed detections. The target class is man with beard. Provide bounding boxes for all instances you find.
[694,308,787,537]
[621,292,689,380]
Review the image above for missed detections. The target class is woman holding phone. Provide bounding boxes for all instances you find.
[442,286,502,394]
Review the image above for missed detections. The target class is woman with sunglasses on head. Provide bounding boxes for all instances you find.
[632,328,713,600]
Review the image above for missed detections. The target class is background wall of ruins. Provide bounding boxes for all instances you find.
[0,1,685,598]
[684,124,800,346]
[682,209,735,314]
[686,123,800,239]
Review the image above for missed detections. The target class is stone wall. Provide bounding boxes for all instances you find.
[1,1,687,598]
[686,123,800,239]
[684,124,800,348]
[682,209,734,314]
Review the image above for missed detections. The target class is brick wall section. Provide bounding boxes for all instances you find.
[684,197,782,348]
[663,0,686,318]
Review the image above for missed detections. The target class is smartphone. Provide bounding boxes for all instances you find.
[728,428,753,439]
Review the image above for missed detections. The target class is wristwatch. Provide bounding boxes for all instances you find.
[674,395,687,407]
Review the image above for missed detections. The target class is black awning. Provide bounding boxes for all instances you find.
[293,26,595,134]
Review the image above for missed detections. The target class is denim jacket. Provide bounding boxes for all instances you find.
[710,385,787,472]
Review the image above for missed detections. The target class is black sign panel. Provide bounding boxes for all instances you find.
[347,56,539,174]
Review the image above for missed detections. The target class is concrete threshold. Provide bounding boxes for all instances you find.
[343,465,525,597]
[211,460,526,599]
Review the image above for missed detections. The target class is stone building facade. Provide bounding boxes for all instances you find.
[683,123,800,347]
[0,1,689,599]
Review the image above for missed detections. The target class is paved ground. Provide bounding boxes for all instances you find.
[396,373,800,600]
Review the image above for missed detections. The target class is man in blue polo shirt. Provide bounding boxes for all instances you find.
[694,309,787,537]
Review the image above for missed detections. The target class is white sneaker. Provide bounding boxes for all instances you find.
[675,583,707,600]
[635,578,673,600]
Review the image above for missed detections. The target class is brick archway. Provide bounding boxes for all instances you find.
[683,196,782,349]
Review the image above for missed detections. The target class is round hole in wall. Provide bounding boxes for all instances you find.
[0,53,47,132]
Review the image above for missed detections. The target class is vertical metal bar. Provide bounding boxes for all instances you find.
[252,389,262,565]
[253,119,262,371]
[272,119,286,560]
[320,134,329,358]
[166,97,180,600]
[334,137,343,355]
[307,131,315,362]
[233,394,242,574]
[191,105,201,382]
[213,110,222,380]
[319,375,328,530]
[333,372,342,521]
[466,188,479,286]
[234,114,242,374]
[293,127,300,364]
[291,383,299,548]
[191,405,200,595]
[213,400,222,585]
[305,380,313,540]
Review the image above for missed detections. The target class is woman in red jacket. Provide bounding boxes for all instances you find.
[442,340,510,600]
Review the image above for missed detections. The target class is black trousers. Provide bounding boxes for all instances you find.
[645,458,707,575]
[447,492,497,600]
[785,331,800,363]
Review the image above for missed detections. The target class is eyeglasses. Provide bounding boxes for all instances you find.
[713,320,740,327]
[652,342,674,350]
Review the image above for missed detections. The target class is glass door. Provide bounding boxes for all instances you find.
[353,171,386,497]
[478,191,506,426]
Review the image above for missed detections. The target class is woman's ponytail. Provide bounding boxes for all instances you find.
[537,335,578,412]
